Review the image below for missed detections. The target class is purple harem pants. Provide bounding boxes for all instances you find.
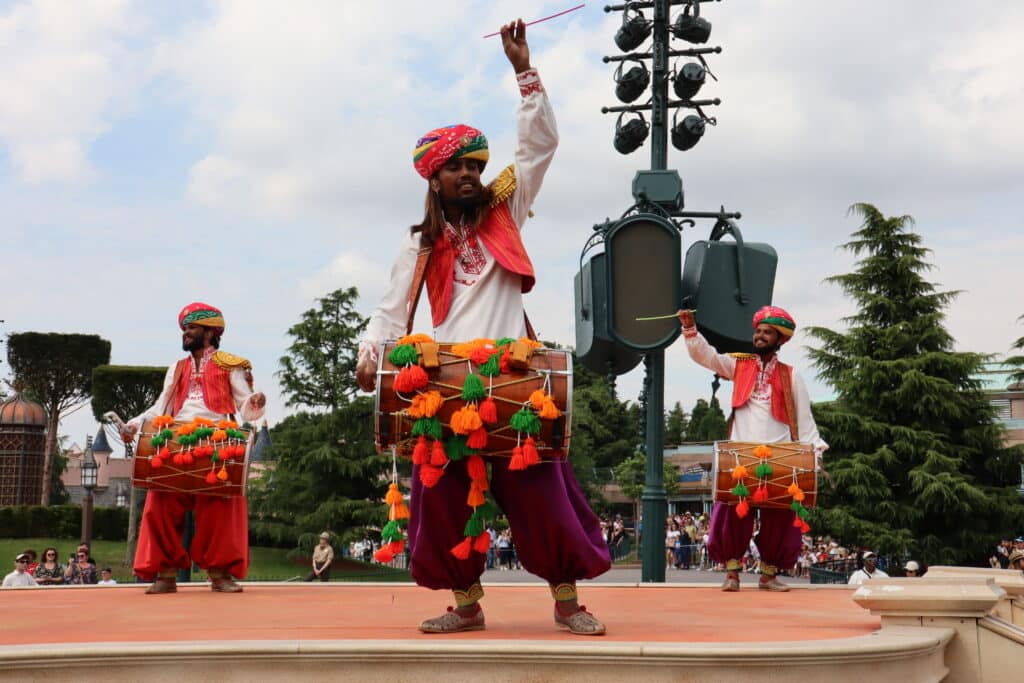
[408,457,611,591]
[706,502,802,570]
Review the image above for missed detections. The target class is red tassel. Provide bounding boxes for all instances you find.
[374,547,394,563]
[430,439,448,466]
[394,364,429,392]
[522,437,540,466]
[473,532,491,554]
[509,446,526,471]
[467,481,485,507]
[479,396,498,424]
[467,426,488,449]
[419,464,444,488]
[450,536,472,559]
[799,520,811,534]
[151,457,164,469]
[205,470,217,484]
[412,435,428,465]
[172,453,184,466]
[469,348,494,365]
[792,516,803,528]
[752,485,769,503]
[182,452,194,465]
[499,349,511,374]
[735,499,750,518]
[466,454,487,483]
[389,539,405,554]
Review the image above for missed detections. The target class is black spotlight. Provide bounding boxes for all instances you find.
[673,61,706,100]
[614,112,649,154]
[671,114,705,151]
[615,60,650,104]
[672,5,711,44]
[615,5,651,52]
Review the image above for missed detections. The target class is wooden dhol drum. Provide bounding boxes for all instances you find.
[712,441,817,509]
[375,341,572,459]
[132,417,253,497]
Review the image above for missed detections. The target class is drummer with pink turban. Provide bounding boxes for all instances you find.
[678,305,828,591]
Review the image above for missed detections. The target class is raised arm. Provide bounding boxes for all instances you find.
[677,310,737,379]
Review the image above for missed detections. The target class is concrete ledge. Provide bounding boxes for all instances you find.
[925,566,1024,597]
[853,576,1006,617]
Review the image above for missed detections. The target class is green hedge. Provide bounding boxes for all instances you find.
[0,505,129,541]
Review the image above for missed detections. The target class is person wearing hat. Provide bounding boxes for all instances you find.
[903,560,921,577]
[305,532,335,582]
[120,303,266,594]
[1009,549,1024,572]
[848,550,889,585]
[355,20,609,635]
[678,307,828,592]
[3,554,37,588]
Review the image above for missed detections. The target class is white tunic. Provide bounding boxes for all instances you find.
[684,331,828,455]
[359,69,556,362]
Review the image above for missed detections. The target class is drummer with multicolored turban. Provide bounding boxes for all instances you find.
[357,20,610,635]
[121,302,266,594]
[678,306,827,591]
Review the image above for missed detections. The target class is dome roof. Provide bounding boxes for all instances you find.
[0,393,47,427]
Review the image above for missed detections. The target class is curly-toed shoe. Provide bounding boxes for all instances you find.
[758,577,790,592]
[721,572,740,592]
[145,577,177,594]
[419,606,485,633]
[210,575,244,593]
[554,605,606,636]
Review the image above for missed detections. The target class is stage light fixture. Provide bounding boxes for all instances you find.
[672,4,711,44]
[614,112,649,155]
[615,5,651,52]
[673,61,706,100]
[614,60,650,104]
[671,114,705,151]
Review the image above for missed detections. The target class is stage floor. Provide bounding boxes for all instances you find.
[0,581,876,645]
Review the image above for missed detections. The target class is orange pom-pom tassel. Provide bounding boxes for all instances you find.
[419,464,444,488]
[211,429,227,442]
[461,404,482,432]
[735,499,750,518]
[385,482,403,505]
[529,389,547,410]
[753,445,772,459]
[466,426,488,449]
[509,445,526,471]
[467,481,485,507]
[473,531,491,554]
[794,490,806,502]
[391,501,410,520]
[412,435,428,465]
[374,547,394,563]
[450,536,472,560]
[731,464,748,480]
[538,397,561,419]
[217,466,229,481]
[522,436,540,466]
[787,482,801,496]
[430,440,448,466]
[478,396,498,424]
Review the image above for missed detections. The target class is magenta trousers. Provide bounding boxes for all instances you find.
[706,501,802,570]
[408,457,611,591]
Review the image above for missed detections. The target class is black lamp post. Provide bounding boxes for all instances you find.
[80,435,98,547]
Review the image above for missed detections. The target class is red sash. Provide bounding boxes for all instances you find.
[424,202,535,327]
[731,357,798,439]
[172,357,237,416]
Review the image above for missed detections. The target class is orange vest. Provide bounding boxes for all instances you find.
[172,356,237,417]
[424,201,535,327]
[730,356,798,440]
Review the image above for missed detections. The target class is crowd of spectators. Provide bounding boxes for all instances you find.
[2,543,117,588]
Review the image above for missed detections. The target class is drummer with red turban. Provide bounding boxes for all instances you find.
[121,302,266,594]
[678,305,827,591]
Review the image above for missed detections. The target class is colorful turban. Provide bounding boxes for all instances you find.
[413,124,489,179]
[178,302,225,332]
[753,305,795,343]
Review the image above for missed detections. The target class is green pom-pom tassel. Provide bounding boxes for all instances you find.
[150,436,165,447]
[461,374,486,401]
[495,337,516,347]
[796,504,809,519]
[510,407,541,435]
[790,500,802,512]
[160,428,174,440]
[445,435,471,461]
[478,354,501,377]
[212,452,220,463]
[381,520,402,542]
[195,427,214,439]
[388,344,419,367]
[412,416,443,440]
[463,511,484,538]
[755,463,773,478]
[731,482,750,497]
[476,499,498,519]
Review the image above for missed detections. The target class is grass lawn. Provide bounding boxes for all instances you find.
[0,538,411,584]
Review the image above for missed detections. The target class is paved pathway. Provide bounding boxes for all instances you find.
[483,565,812,585]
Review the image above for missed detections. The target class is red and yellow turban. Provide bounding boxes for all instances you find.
[753,305,795,343]
[413,124,489,179]
[178,302,225,332]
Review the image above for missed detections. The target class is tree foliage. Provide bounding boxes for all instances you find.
[90,365,167,423]
[614,451,681,501]
[805,203,1024,565]
[683,397,728,442]
[664,402,687,446]
[7,332,111,505]
[1007,314,1024,386]
[277,287,367,412]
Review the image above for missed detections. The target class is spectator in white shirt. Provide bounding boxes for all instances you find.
[3,553,37,588]
[848,550,889,585]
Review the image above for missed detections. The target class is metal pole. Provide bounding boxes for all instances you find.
[649,0,670,172]
[81,491,94,548]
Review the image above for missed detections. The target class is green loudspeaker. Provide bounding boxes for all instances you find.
[574,252,642,375]
[680,220,777,354]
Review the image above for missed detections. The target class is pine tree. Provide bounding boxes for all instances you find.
[664,402,687,446]
[806,203,1024,565]
[1007,314,1024,385]
[684,399,709,441]
[696,396,729,441]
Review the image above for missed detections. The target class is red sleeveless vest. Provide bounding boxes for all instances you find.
[172,356,237,417]
[424,201,535,327]
[730,357,798,440]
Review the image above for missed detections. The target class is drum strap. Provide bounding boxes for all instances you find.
[165,359,187,416]
[406,243,538,341]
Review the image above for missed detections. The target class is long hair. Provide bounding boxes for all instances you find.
[411,182,494,246]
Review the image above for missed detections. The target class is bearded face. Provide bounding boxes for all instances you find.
[752,323,781,358]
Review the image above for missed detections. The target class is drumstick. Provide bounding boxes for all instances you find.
[482,3,586,38]
[635,309,697,321]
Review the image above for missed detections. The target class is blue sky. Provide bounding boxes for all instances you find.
[2,0,1023,452]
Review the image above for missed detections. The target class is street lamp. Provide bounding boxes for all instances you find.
[80,435,98,547]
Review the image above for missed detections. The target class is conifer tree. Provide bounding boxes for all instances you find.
[806,204,1024,564]
[664,402,687,445]
[1007,314,1024,385]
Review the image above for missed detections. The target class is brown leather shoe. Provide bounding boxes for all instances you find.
[419,605,485,633]
[758,576,790,592]
[554,605,606,636]
[721,570,740,592]
[145,576,177,594]
[208,569,244,593]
